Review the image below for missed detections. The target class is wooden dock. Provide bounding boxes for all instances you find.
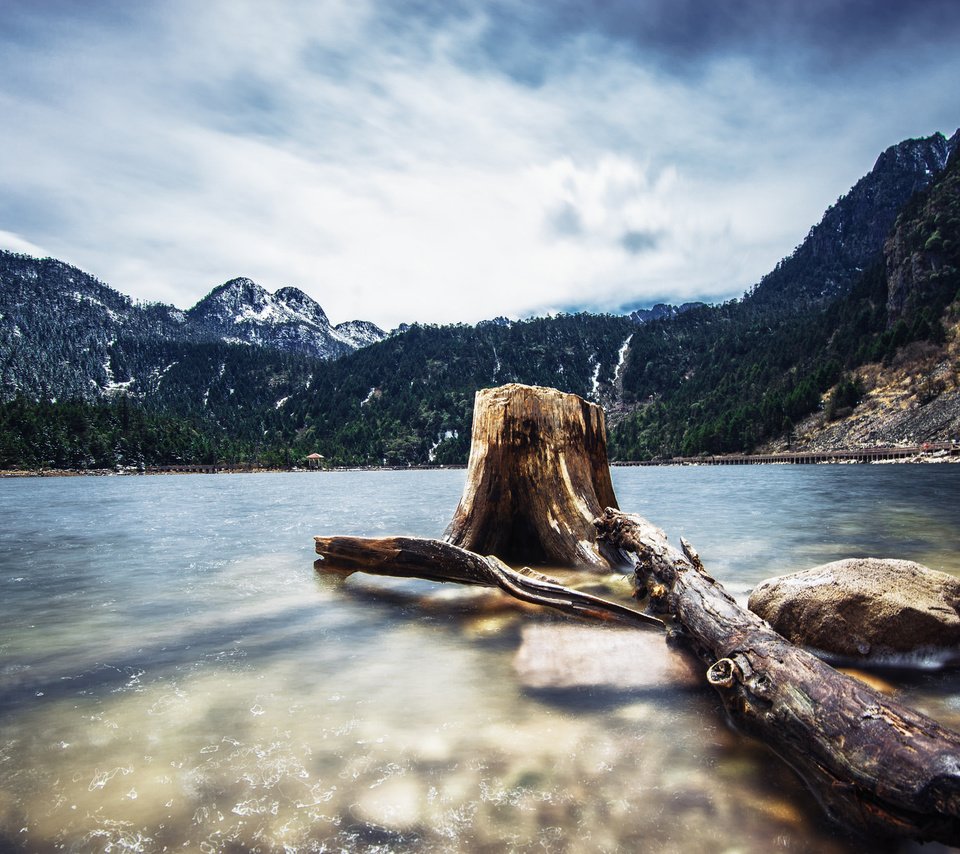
[612,442,960,467]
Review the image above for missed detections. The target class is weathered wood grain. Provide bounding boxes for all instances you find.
[443,384,627,569]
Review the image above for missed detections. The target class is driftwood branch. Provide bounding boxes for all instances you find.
[594,507,960,844]
[314,535,662,629]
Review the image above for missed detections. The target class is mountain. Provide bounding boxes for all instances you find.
[884,141,960,322]
[611,132,960,460]
[185,277,386,359]
[628,302,704,325]
[751,130,959,308]
[0,249,633,468]
[273,314,636,465]
[0,255,385,402]
[0,312,635,469]
[333,320,390,349]
[0,253,151,401]
[766,142,960,453]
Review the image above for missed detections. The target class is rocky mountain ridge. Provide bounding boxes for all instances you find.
[0,253,387,401]
[884,140,960,322]
[763,319,960,454]
[611,130,960,460]
[751,130,959,307]
[186,277,387,359]
[762,144,960,454]
[627,302,704,325]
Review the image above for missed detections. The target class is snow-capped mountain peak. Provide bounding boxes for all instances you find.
[273,286,331,327]
[186,277,385,358]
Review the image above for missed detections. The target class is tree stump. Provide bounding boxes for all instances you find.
[443,384,623,569]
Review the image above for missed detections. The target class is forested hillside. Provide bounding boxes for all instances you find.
[0,396,225,470]
[750,131,957,309]
[0,313,634,469]
[610,142,960,460]
[275,314,635,465]
[0,252,384,405]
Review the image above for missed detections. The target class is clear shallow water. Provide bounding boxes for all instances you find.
[1,466,959,852]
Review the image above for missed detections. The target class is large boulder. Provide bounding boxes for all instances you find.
[748,558,960,660]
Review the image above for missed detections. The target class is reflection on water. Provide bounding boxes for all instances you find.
[1,466,959,851]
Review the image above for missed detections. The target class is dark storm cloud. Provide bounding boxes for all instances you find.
[547,0,960,69]
[0,0,957,326]
[385,0,960,83]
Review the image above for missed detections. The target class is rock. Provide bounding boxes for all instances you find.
[514,624,702,690]
[748,558,960,660]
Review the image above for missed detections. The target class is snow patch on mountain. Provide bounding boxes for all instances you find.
[332,320,387,349]
[428,429,458,462]
[588,357,601,401]
[614,334,633,389]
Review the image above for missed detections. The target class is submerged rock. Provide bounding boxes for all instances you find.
[514,624,701,690]
[748,558,960,661]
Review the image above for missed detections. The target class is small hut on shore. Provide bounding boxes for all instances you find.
[305,453,325,470]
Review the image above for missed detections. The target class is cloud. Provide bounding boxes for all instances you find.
[0,230,48,258]
[0,1,958,328]
[546,203,584,239]
[452,0,960,82]
[620,231,661,255]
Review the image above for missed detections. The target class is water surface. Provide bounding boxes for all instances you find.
[1,466,959,852]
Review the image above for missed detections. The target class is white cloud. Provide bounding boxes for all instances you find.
[0,230,48,258]
[0,1,958,328]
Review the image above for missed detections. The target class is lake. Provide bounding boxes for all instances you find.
[2,465,960,852]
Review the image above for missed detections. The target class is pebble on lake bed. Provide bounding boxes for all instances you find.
[353,777,425,831]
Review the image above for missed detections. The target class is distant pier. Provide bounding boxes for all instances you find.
[137,443,960,474]
[612,442,960,467]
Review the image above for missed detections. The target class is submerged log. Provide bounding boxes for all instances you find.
[594,507,960,844]
[443,384,625,569]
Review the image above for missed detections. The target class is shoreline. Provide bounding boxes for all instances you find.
[0,464,470,478]
[2,446,958,479]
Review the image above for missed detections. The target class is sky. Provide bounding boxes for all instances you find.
[1,1,959,330]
